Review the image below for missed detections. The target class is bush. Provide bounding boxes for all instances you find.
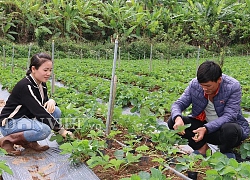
[227,43,250,56]
[0,39,43,59]
[0,38,248,60]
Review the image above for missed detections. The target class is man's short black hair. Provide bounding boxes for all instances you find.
[197,60,222,83]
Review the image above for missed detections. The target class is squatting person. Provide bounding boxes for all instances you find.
[0,52,73,155]
[168,60,250,158]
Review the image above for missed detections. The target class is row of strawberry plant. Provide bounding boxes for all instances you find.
[1,56,250,179]
[5,56,250,112]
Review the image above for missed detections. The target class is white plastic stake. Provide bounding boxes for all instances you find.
[106,39,118,135]
[118,47,121,67]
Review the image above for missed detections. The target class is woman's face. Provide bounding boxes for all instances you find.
[31,60,52,84]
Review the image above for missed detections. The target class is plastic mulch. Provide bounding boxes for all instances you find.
[1,84,100,179]
[0,133,100,180]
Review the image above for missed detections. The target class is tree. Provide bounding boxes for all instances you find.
[182,0,244,66]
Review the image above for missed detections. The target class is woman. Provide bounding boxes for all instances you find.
[0,52,73,155]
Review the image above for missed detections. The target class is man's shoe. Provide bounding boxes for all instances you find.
[192,150,206,157]
[224,152,236,159]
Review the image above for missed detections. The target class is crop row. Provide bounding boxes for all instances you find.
[1,56,250,179]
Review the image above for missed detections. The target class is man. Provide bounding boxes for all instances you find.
[168,60,249,158]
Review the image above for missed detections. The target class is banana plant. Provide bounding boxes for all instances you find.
[8,0,43,42]
[235,0,250,43]
[46,0,80,39]
[183,0,244,66]
[100,0,145,41]
[0,11,17,41]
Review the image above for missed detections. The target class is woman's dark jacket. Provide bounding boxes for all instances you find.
[0,75,60,130]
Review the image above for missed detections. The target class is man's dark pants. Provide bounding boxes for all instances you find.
[167,116,243,153]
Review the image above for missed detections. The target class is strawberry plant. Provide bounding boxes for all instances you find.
[60,139,105,164]
[2,56,250,180]
[206,152,250,179]
[87,150,142,174]
[0,149,12,176]
[120,167,169,180]
[239,142,250,159]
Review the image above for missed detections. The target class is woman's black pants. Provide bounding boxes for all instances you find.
[167,116,243,153]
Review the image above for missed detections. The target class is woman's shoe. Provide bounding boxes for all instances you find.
[0,136,22,156]
[22,142,49,151]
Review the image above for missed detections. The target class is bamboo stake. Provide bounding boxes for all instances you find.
[196,45,200,72]
[27,43,32,70]
[2,45,5,68]
[98,50,100,62]
[11,44,14,73]
[182,53,184,65]
[51,40,55,95]
[149,44,152,72]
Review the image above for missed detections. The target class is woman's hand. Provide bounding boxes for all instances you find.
[44,99,56,113]
[58,127,75,138]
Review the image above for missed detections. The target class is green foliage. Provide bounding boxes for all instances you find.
[239,142,250,159]
[120,168,168,180]
[175,153,206,172]
[0,39,44,58]
[0,0,250,57]
[0,149,13,175]
[35,26,52,47]
[59,139,105,164]
[0,160,13,176]
[151,124,189,154]
[49,133,65,145]
[127,39,151,59]
[2,53,250,179]
[135,145,149,154]
[87,149,142,173]
[228,43,250,56]
[106,130,122,139]
[206,152,250,179]
[87,153,110,168]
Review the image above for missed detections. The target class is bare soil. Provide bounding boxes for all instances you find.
[89,126,207,180]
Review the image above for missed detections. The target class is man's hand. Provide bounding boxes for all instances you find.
[44,99,56,113]
[192,127,207,142]
[58,127,75,138]
[173,117,185,135]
